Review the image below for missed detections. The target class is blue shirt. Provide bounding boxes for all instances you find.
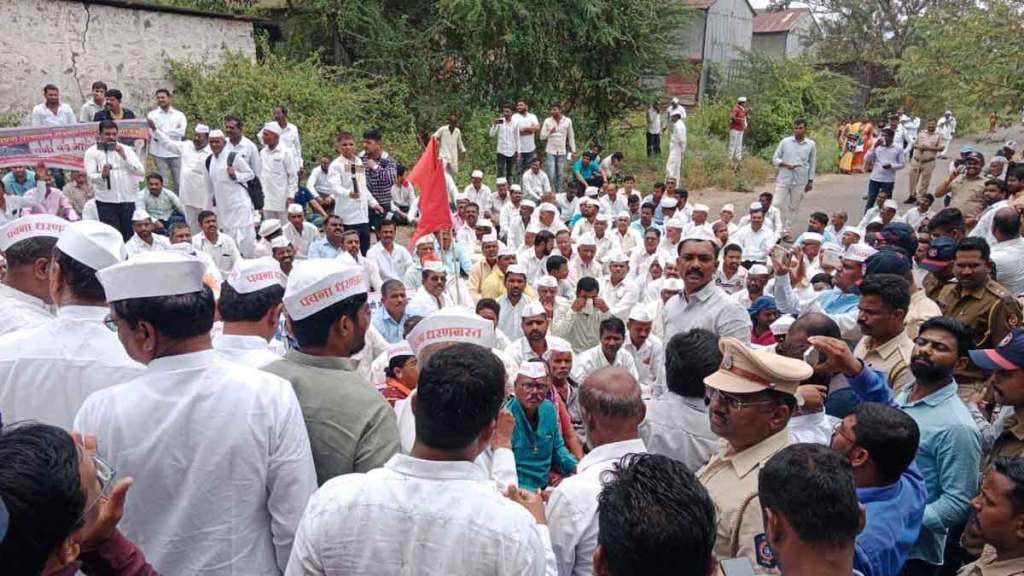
[855,465,927,576]
[846,364,981,566]
[508,397,578,491]
[2,170,36,196]
[817,289,860,315]
[372,306,407,344]
[308,237,345,259]
[572,158,599,180]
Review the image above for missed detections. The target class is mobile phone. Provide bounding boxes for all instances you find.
[804,346,820,367]
[770,244,789,264]
[822,250,842,268]
[720,558,757,576]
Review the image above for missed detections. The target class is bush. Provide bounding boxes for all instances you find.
[167,51,420,169]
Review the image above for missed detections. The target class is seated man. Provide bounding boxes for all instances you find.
[508,359,579,491]
[135,172,184,234]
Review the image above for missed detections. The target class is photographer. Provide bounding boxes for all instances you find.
[83,120,145,241]
[935,150,986,228]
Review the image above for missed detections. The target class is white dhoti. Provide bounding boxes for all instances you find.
[729,129,744,161]
[224,224,257,258]
[666,143,685,183]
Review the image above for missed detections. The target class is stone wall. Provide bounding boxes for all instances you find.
[0,0,256,119]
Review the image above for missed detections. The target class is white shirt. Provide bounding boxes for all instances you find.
[498,294,538,341]
[505,334,574,371]
[599,276,640,321]
[598,194,628,217]
[571,345,639,383]
[432,125,466,172]
[670,118,687,150]
[541,116,576,156]
[788,411,839,445]
[125,232,171,256]
[663,282,752,344]
[329,155,378,225]
[969,200,1009,246]
[193,231,242,275]
[408,285,454,317]
[147,106,188,158]
[623,333,665,398]
[991,237,1024,295]
[0,283,53,336]
[900,207,933,231]
[259,122,303,168]
[84,143,146,203]
[522,169,552,200]
[490,117,521,157]
[151,129,211,209]
[306,165,333,197]
[284,220,319,259]
[259,145,299,212]
[80,99,105,123]
[341,251,384,293]
[0,305,144,430]
[367,241,413,282]
[30,101,76,127]
[546,439,647,576]
[731,224,777,263]
[464,183,493,213]
[737,206,783,234]
[74,350,317,576]
[514,112,541,154]
[212,333,281,368]
[646,107,663,134]
[204,149,256,229]
[225,136,262,178]
[610,227,642,255]
[285,453,554,576]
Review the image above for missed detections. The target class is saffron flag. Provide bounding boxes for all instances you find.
[407,137,453,247]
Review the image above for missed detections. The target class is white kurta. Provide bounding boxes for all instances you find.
[665,119,687,182]
[570,346,639,383]
[283,221,319,259]
[212,333,282,368]
[0,305,144,430]
[259,145,299,213]
[0,283,53,337]
[623,333,665,398]
[407,285,454,317]
[599,277,640,321]
[73,349,317,576]
[497,294,538,341]
[151,130,211,209]
[285,454,554,576]
[125,233,171,256]
[546,439,647,576]
[204,150,255,229]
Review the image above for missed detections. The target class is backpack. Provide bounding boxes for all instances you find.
[206,151,265,210]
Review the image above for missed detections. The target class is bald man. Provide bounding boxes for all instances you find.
[546,367,648,576]
[989,206,1024,295]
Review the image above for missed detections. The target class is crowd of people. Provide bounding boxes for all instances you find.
[2,81,1024,576]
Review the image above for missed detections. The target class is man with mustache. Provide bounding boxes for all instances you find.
[807,315,982,576]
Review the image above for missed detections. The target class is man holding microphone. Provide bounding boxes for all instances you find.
[84,119,145,240]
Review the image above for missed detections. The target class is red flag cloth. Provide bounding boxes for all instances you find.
[407,137,453,248]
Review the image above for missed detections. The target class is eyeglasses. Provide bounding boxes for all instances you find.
[519,380,550,393]
[103,314,119,333]
[77,454,117,524]
[704,388,777,411]
[831,421,857,445]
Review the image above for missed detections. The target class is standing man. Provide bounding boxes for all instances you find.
[513,99,541,177]
[224,115,261,180]
[546,367,647,576]
[75,251,317,575]
[204,129,257,257]
[937,110,957,158]
[864,128,906,213]
[770,118,817,238]
[541,101,576,194]
[665,108,687,185]
[490,102,521,183]
[259,123,299,223]
[433,112,466,176]
[663,235,752,343]
[259,105,303,168]
[84,120,145,241]
[91,89,135,121]
[697,337,812,571]
[146,88,187,192]
[729,96,748,165]
[956,457,1024,574]
[645,101,663,157]
[360,128,397,234]
[330,131,383,254]
[30,84,76,127]
[78,80,107,123]
[854,273,916,392]
[147,119,211,232]
[0,215,63,336]
[263,259,400,484]
[905,119,944,204]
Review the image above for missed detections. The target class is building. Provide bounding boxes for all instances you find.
[0,0,264,118]
[752,8,817,60]
[666,0,756,105]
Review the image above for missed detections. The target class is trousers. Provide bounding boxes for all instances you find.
[153,156,181,191]
[773,182,805,235]
[907,159,936,200]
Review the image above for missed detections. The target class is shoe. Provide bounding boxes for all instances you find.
[903,197,916,204]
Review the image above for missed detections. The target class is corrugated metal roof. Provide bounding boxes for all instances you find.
[680,0,717,10]
[752,8,809,34]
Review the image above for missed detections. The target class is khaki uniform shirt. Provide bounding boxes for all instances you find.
[937,278,1022,389]
[906,288,942,339]
[697,429,790,574]
[262,350,400,485]
[913,132,944,166]
[957,545,1024,575]
[985,410,1024,472]
[855,330,916,393]
[923,273,951,301]
[949,174,988,222]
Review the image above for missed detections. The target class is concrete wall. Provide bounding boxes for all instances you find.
[0,0,255,118]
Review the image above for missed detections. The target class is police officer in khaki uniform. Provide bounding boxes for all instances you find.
[936,237,1022,400]
[696,337,813,574]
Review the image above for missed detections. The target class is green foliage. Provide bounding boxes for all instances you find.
[166,52,420,167]
[894,0,1024,131]
[717,54,857,157]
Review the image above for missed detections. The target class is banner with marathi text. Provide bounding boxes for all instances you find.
[0,119,151,171]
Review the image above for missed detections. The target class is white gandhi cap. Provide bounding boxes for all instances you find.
[517,361,548,379]
[0,215,68,252]
[227,258,287,294]
[408,306,495,356]
[131,209,151,223]
[523,300,547,318]
[55,220,126,270]
[283,259,368,321]
[471,170,484,179]
[97,251,205,302]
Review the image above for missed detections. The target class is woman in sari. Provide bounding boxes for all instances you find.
[853,119,876,173]
[839,120,861,174]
